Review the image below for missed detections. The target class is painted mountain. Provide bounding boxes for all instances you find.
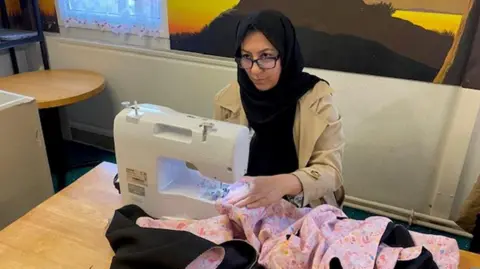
[170,0,459,83]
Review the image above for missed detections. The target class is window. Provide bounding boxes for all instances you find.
[57,0,168,38]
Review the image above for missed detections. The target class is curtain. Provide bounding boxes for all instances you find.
[57,0,164,37]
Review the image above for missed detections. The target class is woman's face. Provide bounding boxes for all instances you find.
[240,31,282,91]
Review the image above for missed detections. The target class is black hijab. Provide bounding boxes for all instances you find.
[235,10,324,177]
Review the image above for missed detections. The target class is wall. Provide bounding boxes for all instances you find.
[452,108,480,220]
[42,36,480,219]
[0,53,13,76]
[0,49,30,76]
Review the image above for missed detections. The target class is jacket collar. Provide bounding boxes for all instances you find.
[215,81,333,168]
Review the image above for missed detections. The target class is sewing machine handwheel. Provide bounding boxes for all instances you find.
[113,174,121,194]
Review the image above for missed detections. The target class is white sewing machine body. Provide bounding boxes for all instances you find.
[113,102,250,220]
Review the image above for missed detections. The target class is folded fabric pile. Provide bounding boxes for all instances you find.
[106,183,459,269]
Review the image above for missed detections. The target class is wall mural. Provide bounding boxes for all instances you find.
[442,0,480,90]
[3,0,59,33]
[168,0,480,90]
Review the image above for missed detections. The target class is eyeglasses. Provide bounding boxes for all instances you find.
[235,56,279,70]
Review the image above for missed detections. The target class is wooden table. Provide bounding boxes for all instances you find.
[0,69,105,190]
[0,69,105,109]
[0,162,119,269]
[460,250,480,269]
[0,162,478,268]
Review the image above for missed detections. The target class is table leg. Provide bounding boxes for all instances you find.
[8,48,19,74]
[39,107,68,191]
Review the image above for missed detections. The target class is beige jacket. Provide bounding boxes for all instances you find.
[213,81,346,208]
[457,174,480,233]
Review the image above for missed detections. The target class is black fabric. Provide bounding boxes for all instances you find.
[327,222,440,269]
[380,222,439,269]
[394,247,439,269]
[469,213,480,253]
[380,222,415,248]
[105,204,260,269]
[329,257,343,269]
[234,10,325,177]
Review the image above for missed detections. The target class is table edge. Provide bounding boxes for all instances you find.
[38,80,106,109]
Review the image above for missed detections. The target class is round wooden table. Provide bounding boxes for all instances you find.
[0,69,105,109]
[0,69,105,190]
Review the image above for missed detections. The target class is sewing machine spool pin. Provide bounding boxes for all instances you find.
[121,101,131,108]
[133,101,139,116]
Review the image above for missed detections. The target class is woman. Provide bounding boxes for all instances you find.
[214,10,345,209]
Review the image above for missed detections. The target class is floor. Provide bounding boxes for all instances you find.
[61,141,472,250]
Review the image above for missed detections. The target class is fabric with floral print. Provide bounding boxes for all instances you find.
[136,182,459,268]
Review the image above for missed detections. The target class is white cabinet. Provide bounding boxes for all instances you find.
[0,90,53,230]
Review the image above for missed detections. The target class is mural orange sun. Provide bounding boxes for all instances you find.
[5,0,56,16]
[168,0,239,33]
[5,0,21,16]
[39,0,57,16]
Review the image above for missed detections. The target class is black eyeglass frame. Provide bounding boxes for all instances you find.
[235,55,280,70]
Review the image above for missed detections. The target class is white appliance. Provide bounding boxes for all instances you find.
[0,90,53,230]
[113,101,250,220]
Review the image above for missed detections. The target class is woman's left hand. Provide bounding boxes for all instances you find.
[228,174,302,209]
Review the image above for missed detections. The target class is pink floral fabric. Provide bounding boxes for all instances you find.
[136,183,459,268]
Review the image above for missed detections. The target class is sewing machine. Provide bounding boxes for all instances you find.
[113,101,250,220]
